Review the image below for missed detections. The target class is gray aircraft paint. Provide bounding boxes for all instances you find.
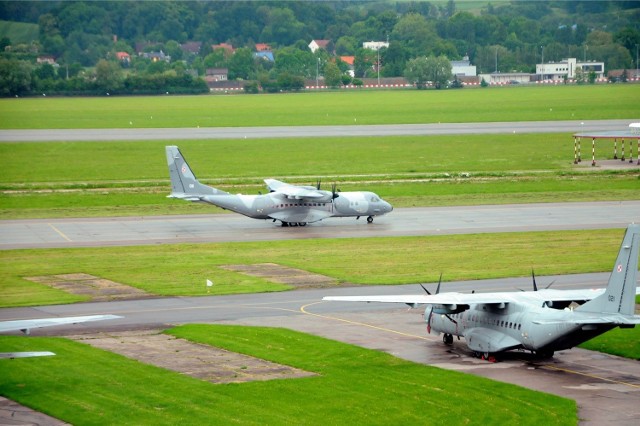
[325,224,640,358]
[166,146,392,225]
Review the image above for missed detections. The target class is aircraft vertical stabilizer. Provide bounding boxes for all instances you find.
[165,146,228,198]
[577,224,639,315]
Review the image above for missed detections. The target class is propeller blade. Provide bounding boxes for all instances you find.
[435,273,442,294]
[420,283,431,295]
[531,269,538,292]
[544,280,555,290]
[331,182,339,199]
[316,179,321,190]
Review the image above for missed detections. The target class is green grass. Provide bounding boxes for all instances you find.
[1,85,638,129]
[0,229,626,307]
[0,133,586,183]
[579,326,640,359]
[0,325,577,425]
[2,135,639,219]
[2,175,639,219]
[0,20,38,44]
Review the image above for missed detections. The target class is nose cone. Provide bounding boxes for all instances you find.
[383,200,393,214]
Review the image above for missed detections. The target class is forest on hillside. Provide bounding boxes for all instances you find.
[0,1,639,96]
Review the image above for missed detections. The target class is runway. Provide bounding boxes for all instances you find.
[2,201,639,249]
[0,119,633,142]
[1,273,638,425]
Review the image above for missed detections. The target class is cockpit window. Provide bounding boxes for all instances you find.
[371,196,379,202]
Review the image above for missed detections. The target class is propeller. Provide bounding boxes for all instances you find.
[316,179,321,190]
[423,273,442,334]
[331,182,340,199]
[518,269,555,292]
[420,273,442,295]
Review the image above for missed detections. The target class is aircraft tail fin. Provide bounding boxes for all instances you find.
[165,146,228,198]
[577,224,639,315]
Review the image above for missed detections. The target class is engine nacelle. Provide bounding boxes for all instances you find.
[432,304,468,314]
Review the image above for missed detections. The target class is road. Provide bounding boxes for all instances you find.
[2,201,639,249]
[0,119,633,142]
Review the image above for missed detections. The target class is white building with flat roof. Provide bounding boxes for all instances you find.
[536,58,604,80]
[363,41,389,51]
[451,55,476,77]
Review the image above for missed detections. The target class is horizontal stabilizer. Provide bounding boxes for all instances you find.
[0,351,56,359]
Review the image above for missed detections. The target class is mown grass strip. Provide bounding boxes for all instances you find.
[1,85,638,129]
[0,228,626,307]
[0,325,577,425]
[1,134,638,219]
[2,175,639,219]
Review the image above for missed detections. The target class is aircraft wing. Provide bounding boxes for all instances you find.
[264,179,325,200]
[323,287,638,307]
[269,210,333,224]
[0,314,122,334]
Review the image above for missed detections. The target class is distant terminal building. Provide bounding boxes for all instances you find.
[536,58,605,81]
[362,41,389,51]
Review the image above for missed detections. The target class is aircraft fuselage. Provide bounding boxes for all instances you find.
[428,303,616,356]
[199,191,392,223]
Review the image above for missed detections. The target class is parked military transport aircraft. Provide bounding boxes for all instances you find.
[324,224,640,359]
[0,314,121,358]
[166,146,393,226]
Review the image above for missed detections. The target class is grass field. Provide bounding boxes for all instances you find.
[1,134,638,219]
[0,20,38,44]
[1,84,638,129]
[1,84,638,417]
[0,325,576,425]
[0,228,626,307]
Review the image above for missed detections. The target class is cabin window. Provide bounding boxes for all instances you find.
[518,324,521,330]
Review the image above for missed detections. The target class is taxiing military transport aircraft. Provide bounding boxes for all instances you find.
[0,314,121,358]
[166,146,393,226]
[324,224,640,359]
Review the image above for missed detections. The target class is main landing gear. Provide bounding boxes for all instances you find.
[281,221,307,227]
[442,333,454,345]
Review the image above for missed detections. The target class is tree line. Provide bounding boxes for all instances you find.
[0,1,639,96]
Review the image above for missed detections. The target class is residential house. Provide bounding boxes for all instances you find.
[339,56,355,77]
[206,68,228,82]
[141,50,171,62]
[212,43,235,55]
[115,51,131,65]
[180,41,202,57]
[309,39,332,53]
[254,51,275,62]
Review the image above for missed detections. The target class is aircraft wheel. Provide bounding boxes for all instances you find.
[442,334,453,345]
[298,222,307,227]
[281,222,289,227]
[367,216,374,224]
[535,350,554,359]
